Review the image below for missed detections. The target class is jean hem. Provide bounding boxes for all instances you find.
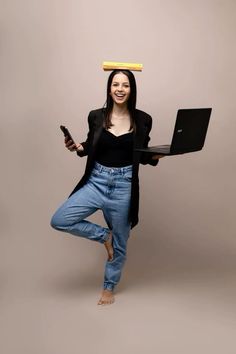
[103,283,115,291]
[100,229,111,243]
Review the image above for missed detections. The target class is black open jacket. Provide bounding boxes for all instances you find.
[69,108,158,228]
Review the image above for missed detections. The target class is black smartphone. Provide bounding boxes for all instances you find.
[60,125,76,145]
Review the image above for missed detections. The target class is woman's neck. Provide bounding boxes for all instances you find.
[111,104,129,118]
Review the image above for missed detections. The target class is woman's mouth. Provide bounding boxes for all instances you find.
[115,93,125,99]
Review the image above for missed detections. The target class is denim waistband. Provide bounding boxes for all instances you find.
[94,161,133,174]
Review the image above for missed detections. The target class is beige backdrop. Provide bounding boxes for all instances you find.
[1,1,236,354]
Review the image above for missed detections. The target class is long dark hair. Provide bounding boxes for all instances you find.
[103,70,137,131]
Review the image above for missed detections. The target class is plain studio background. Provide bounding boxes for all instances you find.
[1,1,235,353]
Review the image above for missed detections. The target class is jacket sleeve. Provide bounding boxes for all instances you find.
[139,116,159,166]
[76,111,93,157]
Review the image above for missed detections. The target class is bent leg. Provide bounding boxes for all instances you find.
[50,184,110,243]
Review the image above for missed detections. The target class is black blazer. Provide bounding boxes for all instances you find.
[69,108,158,228]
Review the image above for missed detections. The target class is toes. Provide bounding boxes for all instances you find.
[97,298,114,305]
[97,298,104,305]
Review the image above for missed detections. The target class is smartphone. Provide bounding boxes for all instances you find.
[60,125,76,145]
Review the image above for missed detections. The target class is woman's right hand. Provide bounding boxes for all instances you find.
[65,137,84,152]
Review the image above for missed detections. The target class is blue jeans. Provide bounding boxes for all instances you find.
[50,162,132,291]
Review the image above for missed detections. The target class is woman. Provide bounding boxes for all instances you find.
[51,70,163,305]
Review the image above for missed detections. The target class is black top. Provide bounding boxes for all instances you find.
[95,128,134,167]
[71,108,158,229]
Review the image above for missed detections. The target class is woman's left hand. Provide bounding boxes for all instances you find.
[151,154,165,160]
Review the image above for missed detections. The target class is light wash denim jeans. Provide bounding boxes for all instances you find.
[50,161,132,291]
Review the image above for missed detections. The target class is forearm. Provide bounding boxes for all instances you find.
[76,142,89,157]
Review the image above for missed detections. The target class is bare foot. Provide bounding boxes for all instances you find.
[104,232,114,261]
[97,289,115,305]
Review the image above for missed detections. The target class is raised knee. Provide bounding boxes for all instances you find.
[50,214,62,230]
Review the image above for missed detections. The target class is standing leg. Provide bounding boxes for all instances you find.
[102,202,131,290]
[97,168,132,304]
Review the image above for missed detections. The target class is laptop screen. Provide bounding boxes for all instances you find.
[170,108,212,153]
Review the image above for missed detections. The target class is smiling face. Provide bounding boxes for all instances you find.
[110,73,131,106]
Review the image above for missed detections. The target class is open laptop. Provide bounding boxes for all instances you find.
[135,108,212,155]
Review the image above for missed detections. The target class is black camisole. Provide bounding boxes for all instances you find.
[95,128,134,167]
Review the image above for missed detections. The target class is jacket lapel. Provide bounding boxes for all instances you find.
[92,110,105,148]
[134,117,147,148]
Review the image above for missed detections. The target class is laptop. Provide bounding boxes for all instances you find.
[135,108,212,155]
